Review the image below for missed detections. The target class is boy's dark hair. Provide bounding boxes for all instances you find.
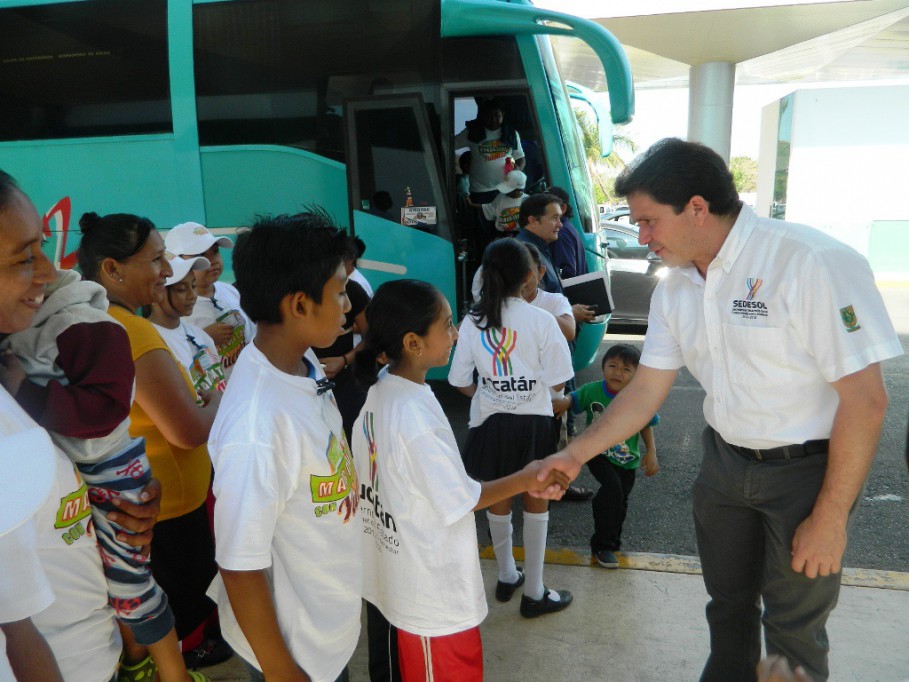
[341,234,365,264]
[372,191,393,212]
[519,192,561,228]
[470,239,531,330]
[233,210,348,324]
[615,138,741,217]
[0,169,21,211]
[602,344,640,368]
[548,186,574,219]
[354,279,443,388]
[78,212,155,281]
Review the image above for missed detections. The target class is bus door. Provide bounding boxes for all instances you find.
[343,94,457,322]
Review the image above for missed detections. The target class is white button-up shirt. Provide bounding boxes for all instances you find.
[641,205,902,449]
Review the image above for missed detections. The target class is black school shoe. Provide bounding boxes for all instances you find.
[494,567,525,603]
[183,635,234,670]
[560,485,594,502]
[520,587,573,618]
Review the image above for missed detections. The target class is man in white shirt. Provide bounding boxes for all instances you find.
[536,138,902,682]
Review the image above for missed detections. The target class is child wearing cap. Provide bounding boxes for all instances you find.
[467,170,528,233]
[164,222,255,374]
[148,253,226,404]
[0,268,206,681]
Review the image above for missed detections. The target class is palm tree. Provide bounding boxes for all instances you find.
[574,109,637,204]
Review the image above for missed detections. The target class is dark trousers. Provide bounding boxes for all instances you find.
[367,602,401,682]
[150,502,217,639]
[586,455,636,552]
[694,427,855,682]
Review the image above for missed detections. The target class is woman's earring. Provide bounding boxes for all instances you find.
[417,348,423,356]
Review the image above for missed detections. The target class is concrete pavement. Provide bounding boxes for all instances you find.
[203,556,909,681]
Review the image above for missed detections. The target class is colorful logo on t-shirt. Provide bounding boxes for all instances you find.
[362,411,379,491]
[839,305,861,333]
[731,277,768,319]
[357,410,400,555]
[746,278,763,301]
[55,475,94,546]
[215,309,246,367]
[310,432,359,523]
[190,345,226,404]
[481,327,517,376]
[478,139,509,161]
[498,206,521,232]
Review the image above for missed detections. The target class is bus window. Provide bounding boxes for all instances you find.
[0,0,170,141]
[193,0,441,161]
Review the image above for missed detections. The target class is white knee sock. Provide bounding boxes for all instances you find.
[487,511,520,583]
[523,510,559,602]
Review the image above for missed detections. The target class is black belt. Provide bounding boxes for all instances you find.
[727,439,829,461]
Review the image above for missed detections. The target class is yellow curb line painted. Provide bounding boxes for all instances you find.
[479,546,909,591]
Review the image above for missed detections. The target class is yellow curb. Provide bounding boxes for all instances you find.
[479,546,909,591]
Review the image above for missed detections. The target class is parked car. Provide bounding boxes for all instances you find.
[597,220,666,327]
[600,206,631,226]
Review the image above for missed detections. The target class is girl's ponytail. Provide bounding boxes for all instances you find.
[353,343,383,388]
[470,239,533,330]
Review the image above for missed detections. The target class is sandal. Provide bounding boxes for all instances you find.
[117,655,155,682]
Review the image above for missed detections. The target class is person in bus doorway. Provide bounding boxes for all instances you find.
[454,97,526,206]
[536,138,903,682]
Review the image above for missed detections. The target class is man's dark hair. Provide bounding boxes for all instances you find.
[602,343,641,368]
[615,138,741,216]
[519,192,561,228]
[0,169,21,212]
[233,210,348,324]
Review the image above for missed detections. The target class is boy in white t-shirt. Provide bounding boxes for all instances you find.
[468,170,527,233]
[164,222,256,372]
[207,212,361,682]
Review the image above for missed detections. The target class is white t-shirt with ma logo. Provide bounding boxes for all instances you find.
[353,370,485,636]
[207,345,361,682]
[449,297,574,428]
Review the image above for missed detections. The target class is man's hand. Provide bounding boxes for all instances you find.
[757,655,813,682]
[108,478,162,553]
[522,460,569,499]
[790,510,847,578]
[321,356,345,379]
[528,451,583,499]
[571,304,596,324]
[0,350,27,395]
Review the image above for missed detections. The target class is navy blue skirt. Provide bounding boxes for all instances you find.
[463,412,556,481]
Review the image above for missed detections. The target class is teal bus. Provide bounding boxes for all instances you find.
[0,0,633,371]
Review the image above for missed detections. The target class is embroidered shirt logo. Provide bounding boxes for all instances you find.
[731,278,768,319]
[746,278,763,301]
[839,305,861,333]
[481,328,517,376]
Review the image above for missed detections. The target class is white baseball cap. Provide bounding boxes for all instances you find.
[165,252,211,286]
[164,222,233,256]
[0,427,56,537]
[495,170,527,194]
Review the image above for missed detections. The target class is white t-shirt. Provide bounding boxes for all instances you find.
[353,371,485,636]
[454,128,525,193]
[642,205,903,449]
[0,389,119,682]
[481,192,526,232]
[153,320,226,399]
[529,288,573,320]
[187,281,257,373]
[208,344,361,682]
[449,297,574,428]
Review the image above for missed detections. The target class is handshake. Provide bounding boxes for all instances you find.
[520,459,572,500]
